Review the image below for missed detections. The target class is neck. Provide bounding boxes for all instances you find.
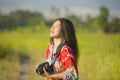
[53,38,65,47]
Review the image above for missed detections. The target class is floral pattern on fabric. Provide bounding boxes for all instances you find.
[63,66,78,80]
[46,45,79,80]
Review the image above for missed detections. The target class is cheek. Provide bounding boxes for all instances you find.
[51,29,62,38]
[55,29,62,36]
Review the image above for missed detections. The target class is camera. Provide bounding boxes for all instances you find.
[36,62,54,75]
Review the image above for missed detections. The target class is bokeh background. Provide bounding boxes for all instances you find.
[0,0,120,80]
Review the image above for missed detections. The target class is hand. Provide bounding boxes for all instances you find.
[54,61,63,72]
[43,67,50,77]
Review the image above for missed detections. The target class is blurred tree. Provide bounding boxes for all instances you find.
[0,12,2,30]
[66,14,81,31]
[84,14,95,32]
[10,10,44,26]
[1,16,10,30]
[86,14,93,25]
[92,6,109,33]
[109,17,120,33]
[0,10,45,31]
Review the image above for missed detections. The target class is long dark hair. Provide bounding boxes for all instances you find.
[50,18,79,62]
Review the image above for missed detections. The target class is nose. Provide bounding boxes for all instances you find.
[50,26,55,31]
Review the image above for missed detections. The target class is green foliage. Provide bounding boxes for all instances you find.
[99,6,109,18]
[0,10,45,30]
[66,14,81,28]
[109,17,120,33]
[92,6,109,33]
[78,33,120,80]
[0,44,14,59]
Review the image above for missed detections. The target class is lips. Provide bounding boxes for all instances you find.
[50,31,54,33]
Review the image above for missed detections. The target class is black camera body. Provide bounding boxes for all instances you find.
[36,62,54,75]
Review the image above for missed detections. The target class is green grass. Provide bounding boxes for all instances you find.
[0,28,120,80]
[77,33,120,80]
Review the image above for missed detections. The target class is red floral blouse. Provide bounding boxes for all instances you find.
[46,45,79,80]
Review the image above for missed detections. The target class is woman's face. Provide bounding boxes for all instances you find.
[50,20,62,38]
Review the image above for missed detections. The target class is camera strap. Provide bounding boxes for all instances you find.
[52,42,66,65]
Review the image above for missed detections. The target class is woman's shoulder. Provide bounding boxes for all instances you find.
[59,45,77,64]
[60,45,75,57]
[62,45,73,52]
[46,45,53,50]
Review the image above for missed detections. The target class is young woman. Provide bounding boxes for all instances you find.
[42,18,79,80]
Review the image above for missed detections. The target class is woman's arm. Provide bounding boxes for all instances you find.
[43,66,78,80]
[43,67,65,79]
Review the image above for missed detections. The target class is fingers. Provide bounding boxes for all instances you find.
[55,66,60,72]
[54,61,62,72]
[43,68,46,73]
[43,67,49,77]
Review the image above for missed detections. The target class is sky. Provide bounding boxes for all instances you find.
[0,0,120,18]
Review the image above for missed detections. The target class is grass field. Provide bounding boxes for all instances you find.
[0,28,120,80]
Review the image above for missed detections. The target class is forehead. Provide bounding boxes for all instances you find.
[53,20,61,25]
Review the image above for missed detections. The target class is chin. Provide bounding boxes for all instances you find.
[50,35,54,38]
[50,34,60,38]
